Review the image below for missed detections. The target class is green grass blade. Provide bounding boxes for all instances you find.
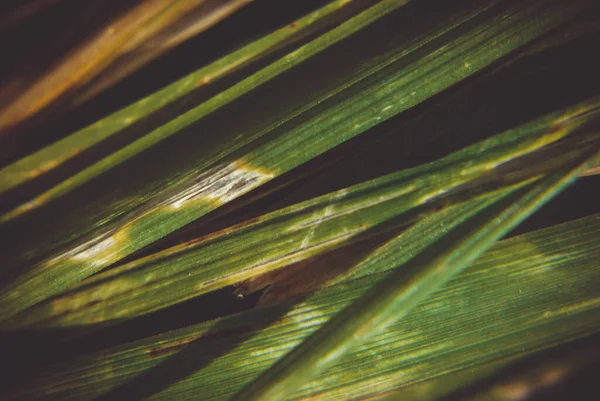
[0,0,410,219]
[3,99,596,327]
[3,0,586,267]
[1,2,599,401]
[0,0,373,195]
[232,148,600,400]
[1,0,588,322]
[6,212,600,401]
[0,2,596,324]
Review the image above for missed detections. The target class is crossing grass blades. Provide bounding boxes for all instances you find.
[0,0,599,400]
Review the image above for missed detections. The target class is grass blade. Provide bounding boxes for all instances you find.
[6,212,600,400]
[0,1,592,322]
[0,0,252,133]
[0,0,410,218]
[0,0,370,194]
[232,149,600,400]
[3,99,597,327]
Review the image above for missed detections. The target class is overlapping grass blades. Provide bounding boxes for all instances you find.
[0,0,378,195]
[3,99,598,328]
[1,2,599,400]
[5,211,600,400]
[0,0,593,324]
[233,144,600,400]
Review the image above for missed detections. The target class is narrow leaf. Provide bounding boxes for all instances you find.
[232,145,600,400]
[6,213,600,400]
[3,99,596,326]
[0,0,370,194]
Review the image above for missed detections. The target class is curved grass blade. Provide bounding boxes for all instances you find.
[6,212,600,400]
[2,98,598,328]
[0,0,374,195]
[232,147,600,400]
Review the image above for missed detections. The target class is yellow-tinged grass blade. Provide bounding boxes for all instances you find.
[580,164,600,176]
[0,0,252,133]
[5,212,600,401]
[64,0,262,108]
[3,98,597,328]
